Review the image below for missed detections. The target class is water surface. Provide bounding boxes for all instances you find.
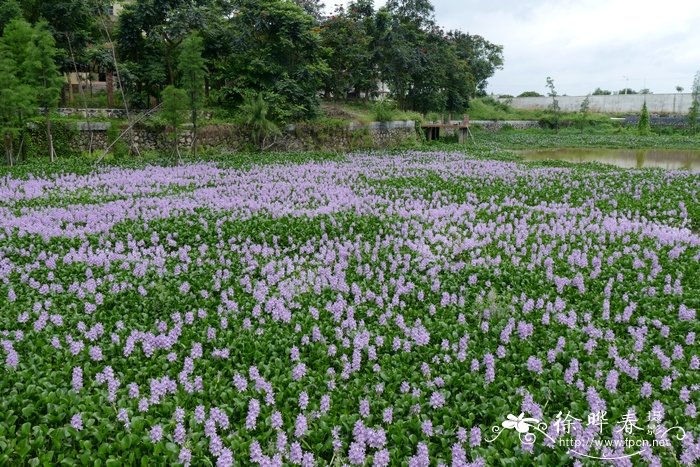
[518,148,700,170]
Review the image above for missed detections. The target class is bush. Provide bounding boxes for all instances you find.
[517,91,542,97]
[238,93,281,149]
[638,102,651,136]
[372,100,397,122]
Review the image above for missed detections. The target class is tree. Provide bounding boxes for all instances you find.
[160,85,188,162]
[23,22,65,162]
[545,76,560,132]
[0,0,22,35]
[1,16,33,63]
[578,95,590,134]
[639,88,651,94]
[0,46,35,165]
[1,19,38,164]
[385,0,435,27]
[220,0,329,122]
[177,33,207,157]
[592,88,611,95]
[292,0,325,22]
[618,88,637,95]
[239,93,280,150]
[116,0,217,107]
[518,91,542,97]
[638,101,651,136]
[688,71,700,135]
[320,5,378,100]
[21,0,103,104]
[447,31,503,96]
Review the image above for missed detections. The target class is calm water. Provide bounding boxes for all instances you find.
[519,148,700,170]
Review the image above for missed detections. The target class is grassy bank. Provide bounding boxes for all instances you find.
[468,127,700,150]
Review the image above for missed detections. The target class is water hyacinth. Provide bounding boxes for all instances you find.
[0,152,697,465]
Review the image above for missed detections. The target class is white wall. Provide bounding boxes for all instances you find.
[501,94,695,114]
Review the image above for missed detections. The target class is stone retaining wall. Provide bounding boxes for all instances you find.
[470,120,541,131]
[73,121,418,153]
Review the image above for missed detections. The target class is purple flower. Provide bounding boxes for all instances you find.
[359,399,370,418]
[72,367,83,392]
[194,405,206,423]
[348,441,366,465]
[470,426,482,447]
[605,370,619,393]
[71,413,83,431]
[383,407,393,424]
[233,373,248,392]
[179,448,192,467]
[320,394,331,413]
[246,398,260,430]
[299,391,309,410]
[373,448,390,467]
[294,414,307,438]
[216,448,233,467]
[174,423,186,445]
[421,419,433,437]
[292,363,307,381]
[409,443,430,467]
[271,410,283,430]
[526,356,543,374]
[117,408,130,430]
[150,424,163,443]
[430,391,446,409]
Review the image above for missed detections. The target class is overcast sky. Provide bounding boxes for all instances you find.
[328,0,700,96]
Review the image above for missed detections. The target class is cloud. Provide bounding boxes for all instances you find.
[329,0,700,95]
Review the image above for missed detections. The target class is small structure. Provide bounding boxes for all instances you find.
[421,115,474,143]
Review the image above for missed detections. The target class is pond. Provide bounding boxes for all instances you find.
[518,148,700,170]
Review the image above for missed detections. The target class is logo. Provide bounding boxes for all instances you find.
[486,410,687,461]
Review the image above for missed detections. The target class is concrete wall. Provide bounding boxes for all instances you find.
[501,94,695,114]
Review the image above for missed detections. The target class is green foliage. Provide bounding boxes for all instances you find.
[291,0,326,22]
[545,76,561,132]
[116,0,219,106]
[0,149,697,466]
[19,21,65,160]
[592,88,611,95]
[688,71,700,135]
[238,93,281,149]
[448,31,503,96]
[160,85,188,157]
[1,17,33,64]
[177,32,207,155]
[31,29,64,102]
[517,91,542,97]
[638,101,651,136]
[0,19,37,164]
[106,122,129,160]
[618,88,637,95]
[22,120,80,160]
[0,0,22,35]
[320,5,378,99]
[577,95,590,133]
[372,99,397,122]
[218,0,329,122]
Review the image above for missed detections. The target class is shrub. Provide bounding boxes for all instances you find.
[638,101,651,136]
[372,100,396,122]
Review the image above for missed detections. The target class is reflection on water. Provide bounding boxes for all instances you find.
[519,148,700,170]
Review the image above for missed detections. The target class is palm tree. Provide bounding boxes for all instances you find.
[240,93,280,150]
